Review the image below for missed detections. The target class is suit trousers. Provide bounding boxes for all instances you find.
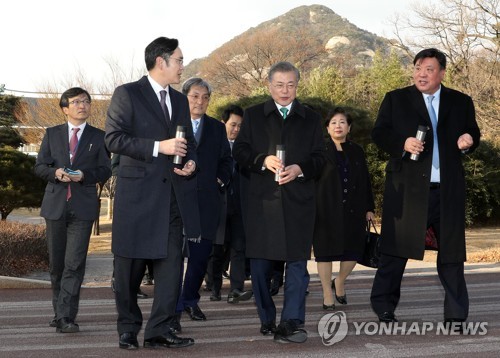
[371,187,469,320]
[45,201,93,321]
[114,190,184,338]
[250,258,309,325]
[177,238,213,311]
[212,210,247,293]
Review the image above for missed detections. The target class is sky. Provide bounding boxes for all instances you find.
[0,0,417,95]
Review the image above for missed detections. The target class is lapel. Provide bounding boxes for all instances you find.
[325,139,338,167]
[72,124,93,166]
[138,76,170,131]
[408,85,433,129]
[58,123,71,167]
[437,84,451,130]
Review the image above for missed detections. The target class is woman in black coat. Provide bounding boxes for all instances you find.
[313,107,375,309]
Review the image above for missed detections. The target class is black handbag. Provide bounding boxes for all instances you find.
[358,219,381,268]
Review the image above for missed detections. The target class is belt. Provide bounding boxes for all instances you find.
[430,182,440,189]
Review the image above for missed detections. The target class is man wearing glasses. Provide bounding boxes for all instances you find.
[174,77,232,330]
[233,62,325,343]
[35,87,111,334]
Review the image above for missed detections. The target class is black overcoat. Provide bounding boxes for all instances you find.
[372,84,480,263]
[313,140,375,257]
[232,99,325,261]
[105,76,199,259]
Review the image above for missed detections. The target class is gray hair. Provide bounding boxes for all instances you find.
[268,61,300,82]
[182,77,212,96]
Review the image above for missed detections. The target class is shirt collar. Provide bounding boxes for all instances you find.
[147,74,169,95]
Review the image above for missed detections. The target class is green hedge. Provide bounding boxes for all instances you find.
[0,221,48,276]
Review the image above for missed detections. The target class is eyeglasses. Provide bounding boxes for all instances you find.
[187,94,210,102]
[271,82,297,91]
[168,56,184,66]
[68,99,91,106]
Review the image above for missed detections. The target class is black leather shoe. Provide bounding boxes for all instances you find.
[49,317,57,327]
[137,289,148,299]
[269,280,280,296]
[169,315,182,334]
[444,319,465,334]
[332,278,347,304]
[144,332,194,348]
[273,320,307,343]
[119,332,139,350]
[184,305,206,321]
[56,317,79,333]
[227,289,253,303]
[378,311,398,322]
[322,302,335,310]
[260,321,277,335]
[210,291,221,301]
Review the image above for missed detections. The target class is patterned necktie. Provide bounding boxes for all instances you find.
[280,107,288,119]
[67,127,80,200]
[160,90,170,121]
[192,120,200,135]
[427,96,440,170]
[69,127,80,164]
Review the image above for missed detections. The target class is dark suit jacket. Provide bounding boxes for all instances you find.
[233,98,325,261]
[35,123,111,221]
[313,139,375,257]
[190,114,232,241]
[105,76,199,259]
[372,84,480,263]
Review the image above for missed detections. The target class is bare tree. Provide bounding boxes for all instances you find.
[200,27,325,97]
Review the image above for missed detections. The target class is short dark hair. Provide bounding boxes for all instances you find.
[145,37,179,71]
[59,87,91,108]
[221,104,244,123]
[268,61,300,82]
[325,106,352,127]
[413,48,447,70]
[182,77,212,96]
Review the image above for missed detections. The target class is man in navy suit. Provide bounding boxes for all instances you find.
[105,37,199,350]
[174,77,232,329]
[35,87,111,333]
[370,48,481,329]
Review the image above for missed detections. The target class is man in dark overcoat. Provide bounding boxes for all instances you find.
[233,61,325,343]
[370,48,481,329]
[105,37,199,350]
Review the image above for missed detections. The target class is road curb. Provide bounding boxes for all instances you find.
[0,276,51,289]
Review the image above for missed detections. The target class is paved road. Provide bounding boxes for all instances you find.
[1,259,499,357]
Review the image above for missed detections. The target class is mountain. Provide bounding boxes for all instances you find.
[182,4,394,83]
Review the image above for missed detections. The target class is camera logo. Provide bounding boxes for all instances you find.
[317,311,348,346]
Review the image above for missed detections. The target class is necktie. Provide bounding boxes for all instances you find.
[192,120,200,135]
[160,90,170,121]
[69,127,80,163]
[280,107,288,119]
[427,95,440,170]
[67,127,80,200]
